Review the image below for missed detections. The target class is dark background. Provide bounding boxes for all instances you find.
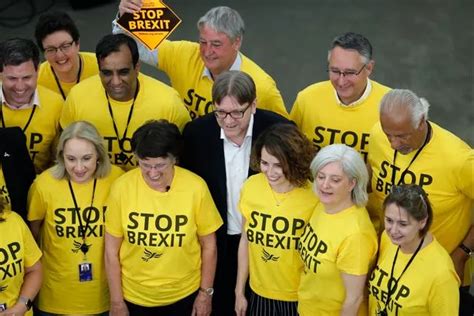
[0,0,472,145]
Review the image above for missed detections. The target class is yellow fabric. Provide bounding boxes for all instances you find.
[61,74,190,171]
[290,80,390,161]
[0,167,10,211]
[105,166,223,307]
[0,210,42,316]
[239,174,316,301]
[297,203,378,315]
[368,122,473,253]
[368,233,459,315]
[157,40,288,119]
[27,166,124,314]
[1,86,62,173]
[38,52,99,98]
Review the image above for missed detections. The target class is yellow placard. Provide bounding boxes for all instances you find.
[117,0,181,50]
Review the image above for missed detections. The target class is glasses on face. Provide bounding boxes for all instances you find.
[44,41,75,56]
[213,103,252,119]
[138,160,172,171]
[327,63,366,78]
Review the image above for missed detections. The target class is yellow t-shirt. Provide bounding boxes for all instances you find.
[290,80,390,161]
[105,166,223,307]
[0,167,10,210]
[157,40,288,119]
[37,52,99,99]
[368,122,474,253]
[61,74,190,171]
[0,210,42,316]
[368,232,459,315]
[297,203,378,316]
[27,166,124,314]
[2,86,63,173]
[239,174,316,301]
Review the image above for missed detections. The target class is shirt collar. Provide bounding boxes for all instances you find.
[1,86,40,110]
[334,79,372,107]
[202,53,242,79]
[220,113,254,145]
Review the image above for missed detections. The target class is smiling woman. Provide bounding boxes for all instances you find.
[27,121,124,315]
[35,11,99,100]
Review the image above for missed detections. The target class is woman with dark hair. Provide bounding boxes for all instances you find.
[28,121,123,315]
[298,144,378,316]
[368,184,459,315]
[235,123,317,316]
[0,196,42,315]
[105,120,222,315]
[35,11,99,99]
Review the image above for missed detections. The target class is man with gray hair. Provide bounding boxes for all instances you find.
[115,1,288,119]
[367,89,473,314]
[291,32,390,161]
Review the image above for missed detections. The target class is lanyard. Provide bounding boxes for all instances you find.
[51,55,83,100]
[105,80,139,155]
[391,122,431,186]
[67,178,97,256]
[0,104,37,132]
[383,237,424,313]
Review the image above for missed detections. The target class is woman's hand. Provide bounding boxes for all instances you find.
[235,293,248,316]
[109,300,129,316]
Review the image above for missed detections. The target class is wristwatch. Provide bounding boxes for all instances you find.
[459,243,473,256]
[199,287,214,296]
[19,296,33,310]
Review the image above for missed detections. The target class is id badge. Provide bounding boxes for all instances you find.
[78,262,93,282]
[0,303,6,311]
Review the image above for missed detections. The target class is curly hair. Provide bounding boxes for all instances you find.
[251,123,315,187]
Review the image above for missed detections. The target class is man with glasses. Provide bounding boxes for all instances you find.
[115,1,288,120]
[290,32,390,161]
[60,34,190,171]
[35,11,99,100]
[181,71,290,316]
[0,38,63,173]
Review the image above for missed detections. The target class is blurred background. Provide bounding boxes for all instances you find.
[0,0,472,145]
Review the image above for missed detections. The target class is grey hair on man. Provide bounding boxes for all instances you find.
[197,6,245,42]
[328,32,373,64]
[379,89,430,128]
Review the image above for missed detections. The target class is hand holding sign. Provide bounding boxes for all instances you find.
[117,0,181,50]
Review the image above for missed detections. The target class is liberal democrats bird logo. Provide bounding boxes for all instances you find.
[0,285,7,293]
[142,249,162,262]
[72,240,92,253]
[261,248,279,263]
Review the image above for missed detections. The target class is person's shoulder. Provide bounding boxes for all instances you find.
[183,113,219,136]
[0,126,25,141]
[431,122,471,151]
[240,53,272,80]
[108,165,126,180]
[111,167,140,188]
[297,80,332,96]
[80,51,98,63]
[175,165,208,186]
[68,74,101,97]
[33,167,60,187]
[254,109,292,126]
[139,73,175,93]
[37,84,63,105]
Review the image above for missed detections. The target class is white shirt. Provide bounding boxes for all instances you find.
[334,79,372,107]
[221,115,254,235]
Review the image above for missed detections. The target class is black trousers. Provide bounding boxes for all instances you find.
[125,290,198,316]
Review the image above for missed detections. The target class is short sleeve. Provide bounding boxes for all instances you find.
[27,179,47,222]
[428,269,460,315]
[60,92,77,129]
[336,232,377,275]
[104,183,124,237]
[458,149,474,199]
[195,181,223,236]
[18,214,42,267]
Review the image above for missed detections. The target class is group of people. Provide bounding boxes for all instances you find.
[0,0,472,315]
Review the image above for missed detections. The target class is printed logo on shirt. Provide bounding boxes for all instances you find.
[0,242,23,280]
[28,132,43,163]
[261,248,279,263]
[183,89,213,120]
[374,160,433,195]
[71,240,92,253]
[104,136,138,167]
[54,206,106,239]
[0,186,9,205]
[246,211,306,250]
[297,223,328,273]
[142,248,162,262]
[368,265,410,314]
[0,285,8,292]
[126,211,188,248]
[312,126,370,161]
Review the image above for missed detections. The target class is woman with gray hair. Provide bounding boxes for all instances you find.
[28,121,123,315]
[297,144,378,316]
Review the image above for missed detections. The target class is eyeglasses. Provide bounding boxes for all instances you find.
[213,103,252,119]
[327,64,366,78]
[44,41,75,56]
[138,160,172,171]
